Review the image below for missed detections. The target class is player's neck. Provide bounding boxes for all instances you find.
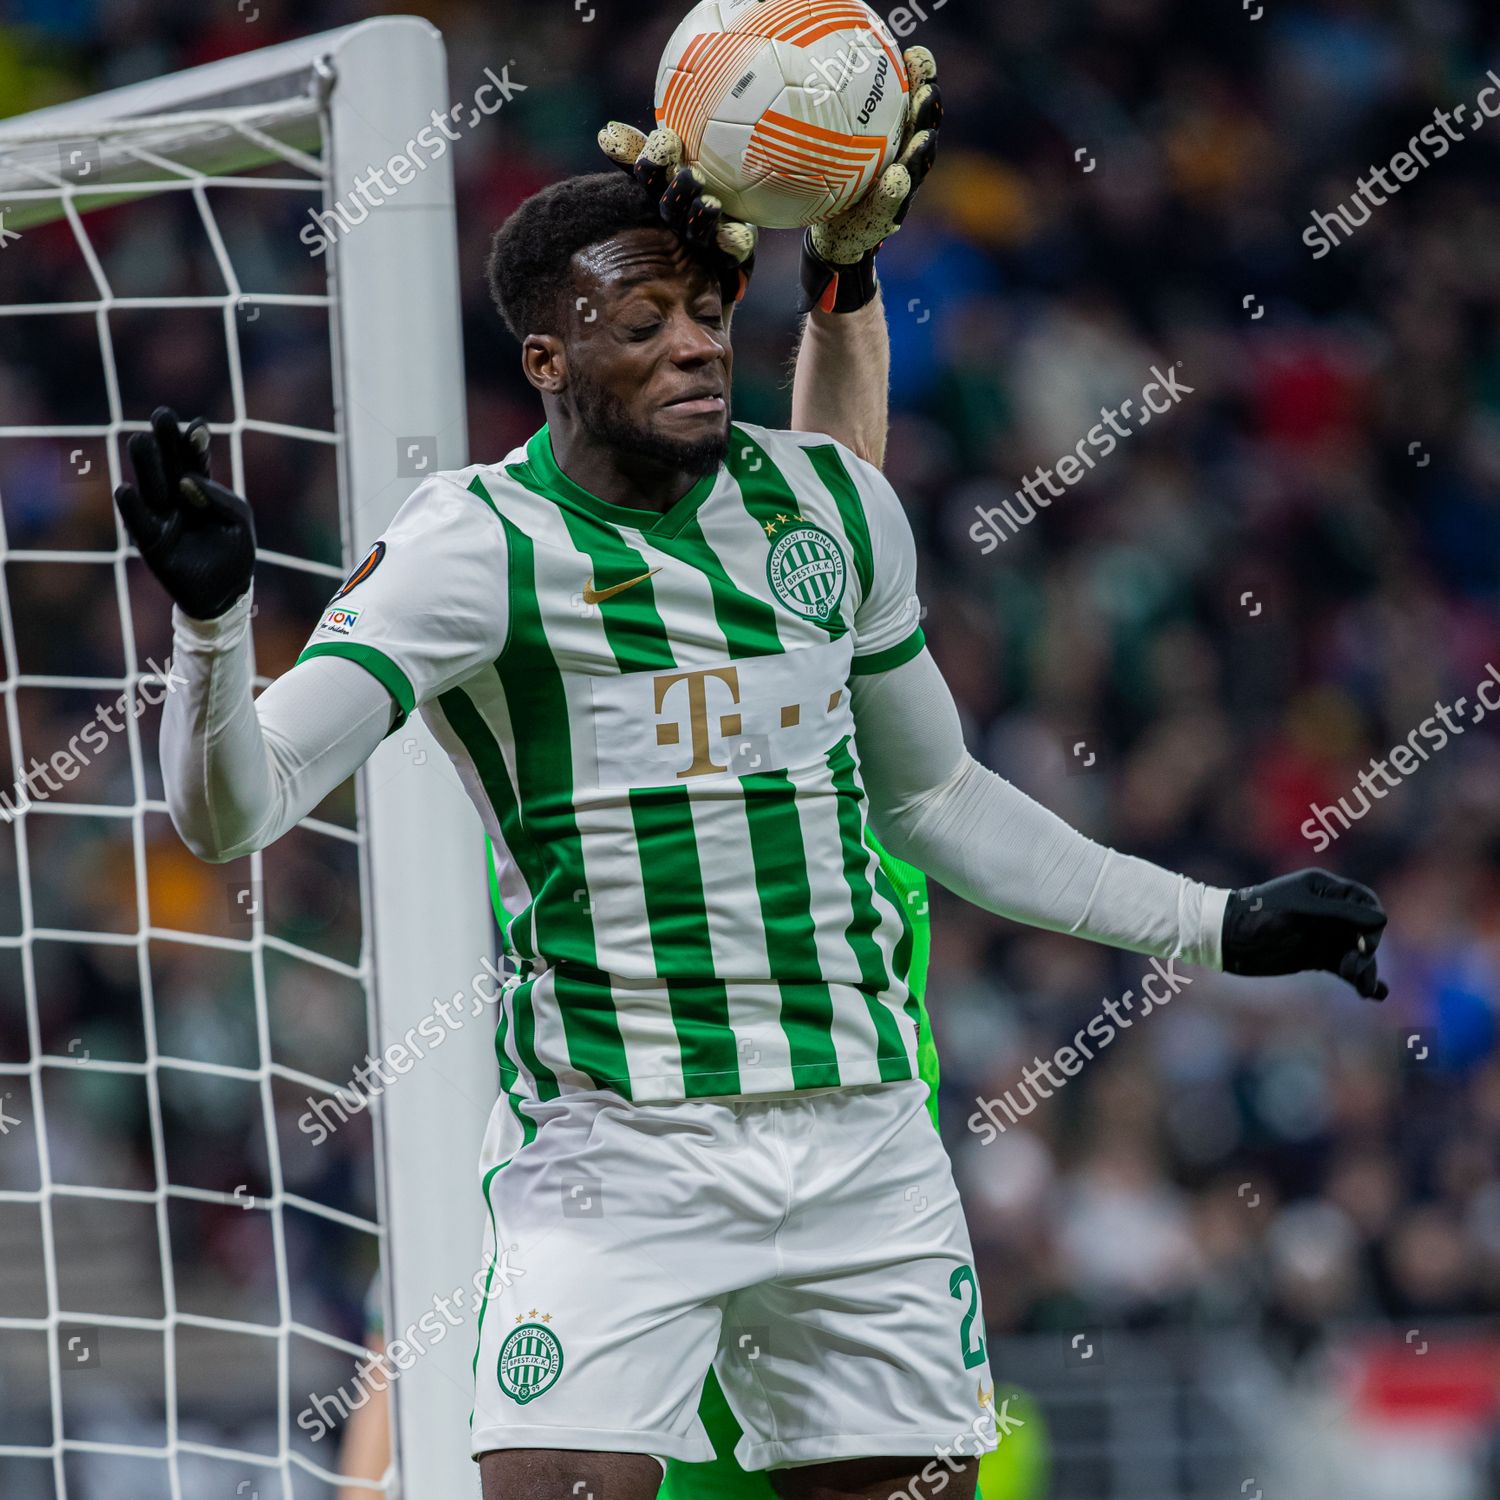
[548,426,706,515]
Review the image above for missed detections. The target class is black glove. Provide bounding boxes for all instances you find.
[1222,869,1389,1000]
[798,45,943,315]
[598,122,757,306]
[114,406,256,621]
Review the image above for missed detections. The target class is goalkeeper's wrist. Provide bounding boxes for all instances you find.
[172,588,254,648]
[799,231,880,315]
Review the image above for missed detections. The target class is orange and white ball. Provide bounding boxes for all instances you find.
[655,0,909,229]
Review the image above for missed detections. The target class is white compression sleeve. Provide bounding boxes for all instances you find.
[161,591,396,863]
[852,650,1228,968]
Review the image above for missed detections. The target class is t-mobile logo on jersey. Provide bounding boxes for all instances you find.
[653,665,744,779]
[587,643,854,790]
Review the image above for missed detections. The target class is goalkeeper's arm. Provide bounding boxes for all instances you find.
[790,293,890,469]
[789,47,941,466]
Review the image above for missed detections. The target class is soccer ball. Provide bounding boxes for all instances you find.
[654,0,909,229]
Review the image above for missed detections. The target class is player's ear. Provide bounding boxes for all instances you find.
[521,333,567,395]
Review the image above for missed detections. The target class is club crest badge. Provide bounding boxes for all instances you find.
[766,521,847,622]
[497,1320,563,1404]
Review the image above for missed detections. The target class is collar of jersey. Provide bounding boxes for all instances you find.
[510,425,719,538]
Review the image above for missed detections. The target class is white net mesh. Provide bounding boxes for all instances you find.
[0,72,402,1500]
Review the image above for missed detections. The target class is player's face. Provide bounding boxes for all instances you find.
[561,227,733,475]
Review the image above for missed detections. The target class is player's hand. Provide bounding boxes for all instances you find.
[114,406,256,621]
[598,121,757,305]
[1222,869,1389,1000]
[799,45,943,315]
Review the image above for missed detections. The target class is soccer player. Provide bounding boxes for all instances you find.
[117,120,1388,1500]
[597,65,953,1500]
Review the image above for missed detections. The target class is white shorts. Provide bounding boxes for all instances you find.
[470,1079,997,1471]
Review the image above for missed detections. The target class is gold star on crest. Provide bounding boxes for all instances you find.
[527,1308,538,1319]
[763,520,777,537]
[541,1312,553,1323]
[775,513,790,524]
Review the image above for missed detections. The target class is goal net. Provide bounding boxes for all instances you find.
[0,19,496,1499]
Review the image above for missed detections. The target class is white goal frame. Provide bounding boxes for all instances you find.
[0,18,495,1498]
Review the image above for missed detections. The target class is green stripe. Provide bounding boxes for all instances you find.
[916,1005,939,1127]
[826,736,911,1082]
[551,959,633,1097]
[296,641,413,731]
[872,843,921,1032]
[804,443,874,600]
[486,994,535,1134]
[545,970,633,1094]
[437,686,541,963]
[850,626,926,676]
[672,512,785,659]
[480,476,605,1023]
[728,428,847,642]
[467,473,503,517]
[486,837,503,930]
[504,971,561,1101]
[470,1161,504,1406]
[629,788,742,1094]
[740,769,840,1088]
[469,1076,535,1423]
[876,844,930,997]
[869,834,937,1125]
[881,866,918,1033]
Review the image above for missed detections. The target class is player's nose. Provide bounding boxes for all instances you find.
[664,306,726,366]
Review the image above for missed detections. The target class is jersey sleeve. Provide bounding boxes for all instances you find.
[296,473,508,730]
[842,448,926,676]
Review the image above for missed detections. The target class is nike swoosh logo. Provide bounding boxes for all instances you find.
[581,567,661,606]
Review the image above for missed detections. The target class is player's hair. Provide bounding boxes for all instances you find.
[486,171,665,341]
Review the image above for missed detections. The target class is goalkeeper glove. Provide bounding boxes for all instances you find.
[1222,869,1389,1000]
[114,406,256,621]
[598,121,757,306]
[799,45,943,315]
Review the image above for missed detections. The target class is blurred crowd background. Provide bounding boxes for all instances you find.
[4,0,1500,1495]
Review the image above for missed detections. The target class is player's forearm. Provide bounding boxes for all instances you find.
[854,652,1227,967]
[879,754,1226,967]
[790,293,890,467]
[162,593,390,862]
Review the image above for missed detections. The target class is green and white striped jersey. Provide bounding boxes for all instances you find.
[300,422,929,1104]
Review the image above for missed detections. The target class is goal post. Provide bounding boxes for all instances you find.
[0,18,495,1498]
